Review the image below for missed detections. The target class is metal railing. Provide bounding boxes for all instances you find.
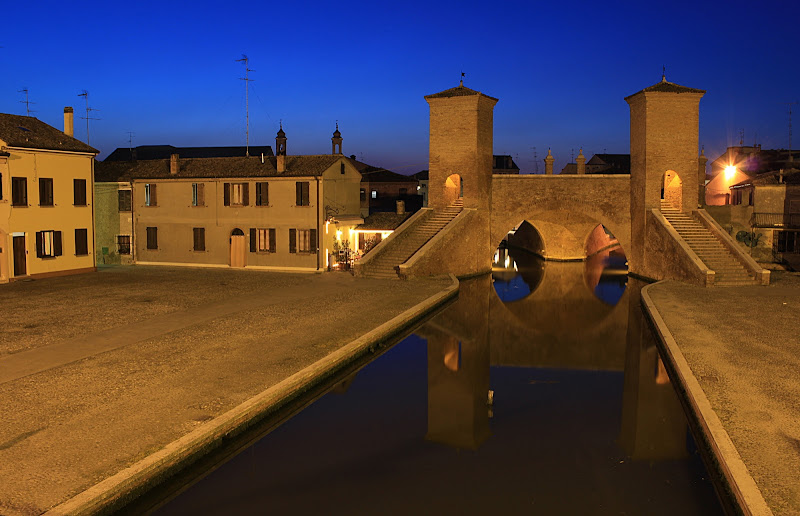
[751,212,800,228]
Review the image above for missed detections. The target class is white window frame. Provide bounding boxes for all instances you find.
[231,183,243,205]
[41,230,55,257]
[297,229,311,252]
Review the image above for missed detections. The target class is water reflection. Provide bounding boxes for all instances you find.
[157,263,721,516]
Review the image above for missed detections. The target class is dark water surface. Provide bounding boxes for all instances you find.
[155,257,722,515]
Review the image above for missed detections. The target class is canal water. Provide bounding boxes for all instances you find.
[154,248,723,515]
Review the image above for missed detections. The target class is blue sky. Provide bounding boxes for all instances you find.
[2,0,798,173]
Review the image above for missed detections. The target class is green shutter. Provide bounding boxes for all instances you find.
[289,228,297,253]
[310,229,317,252]
[36,231,43,257]
[54,231,62,256]
[296,182,302,206]
[249,228,256,252]
[242,183,249,206]
[269,228,276,253]
[224,183,230,206]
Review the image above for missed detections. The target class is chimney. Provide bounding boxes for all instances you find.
[64,107,74,137]
[576,149,586,175]
[277,154,286,173]
[170,154,179,175]
[544,148,554,175]
[396,200,405,215]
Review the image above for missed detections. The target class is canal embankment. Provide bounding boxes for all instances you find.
[0,266,457,516]
[642,271,800,515]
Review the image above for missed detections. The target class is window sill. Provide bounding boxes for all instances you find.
[190,205,206,208]
[11,204,28,208]
[144,205,158,208]
[254,250,276,254]
[39,205,56,207]
[255,204,272,208]
[73,204,89,207]
[192,249,207,253]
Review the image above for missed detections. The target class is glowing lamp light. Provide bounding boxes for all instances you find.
[724,165,737,180]
[336,230,343,240]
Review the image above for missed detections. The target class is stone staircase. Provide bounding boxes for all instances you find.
[362,199,464,279]
[660,201,755,286]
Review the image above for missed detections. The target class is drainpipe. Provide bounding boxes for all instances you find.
[316,176,320,271]
[91,157,97,271]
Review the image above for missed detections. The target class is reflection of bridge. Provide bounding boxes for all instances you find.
[356,78,768,286]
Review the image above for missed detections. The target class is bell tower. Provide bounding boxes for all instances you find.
[331,122,342,155]
[275,122,286,156]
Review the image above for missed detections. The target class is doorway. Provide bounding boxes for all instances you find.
[13,235,26,277]
[230,228,246,268]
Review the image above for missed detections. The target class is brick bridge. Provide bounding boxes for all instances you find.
[356,79,769,287]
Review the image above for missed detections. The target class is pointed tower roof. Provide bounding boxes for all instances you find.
[625,76,705,101]
[332,122,341,138]
[425,84,498,101]
[276,121,285,138]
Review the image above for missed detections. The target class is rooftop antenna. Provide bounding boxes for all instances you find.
[662,65,666,81]
[77,90,100,145]
[571,148,575,163]
[531,146,539,173]
[785,101,799,167]
[236,54,254,157]
[460,71,465,87]
[126,131,135,154]
[18,87,35,116]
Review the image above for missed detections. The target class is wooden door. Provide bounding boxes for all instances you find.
[230,235,246,268]
[13,236,26,277]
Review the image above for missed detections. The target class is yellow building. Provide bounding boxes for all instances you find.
[94,127,364,272]
[0,109,98,283]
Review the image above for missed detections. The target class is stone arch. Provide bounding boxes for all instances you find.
[492,220,546,303]
[662,170,683,211]
[444,174,462,205]
[583,224,628,306]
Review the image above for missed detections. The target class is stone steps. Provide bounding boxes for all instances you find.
[361,199,464,279]
[660,201,756,286]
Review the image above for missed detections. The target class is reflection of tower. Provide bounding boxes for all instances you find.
[619,281,688,460]
[625,76,704,276]
[420,275,492,450]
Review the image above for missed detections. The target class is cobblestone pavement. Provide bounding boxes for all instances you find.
[0,266,452,515]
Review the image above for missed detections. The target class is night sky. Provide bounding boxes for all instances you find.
[1,0,798,174]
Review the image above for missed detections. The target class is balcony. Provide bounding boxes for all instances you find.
[751,212,800,228]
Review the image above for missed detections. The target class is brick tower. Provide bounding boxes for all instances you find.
[625,76,705,272]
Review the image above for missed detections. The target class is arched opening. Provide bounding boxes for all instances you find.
[444,174,462,205]
[583,224,627,306]
[230,228,246,268]
[492,220,545,302]
[661,170,683,211]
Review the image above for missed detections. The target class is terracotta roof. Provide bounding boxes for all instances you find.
[0,113,98,154]
[104,145,274,161]
[625,79,705,100]
[425,85,498,101]
[361,169,418,183]
[358,212,412,230]
[95,154,343,182]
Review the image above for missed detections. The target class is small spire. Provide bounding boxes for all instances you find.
[700,146,705,156]
[547,148,552,157]
[662,65,666,82]
[460,71,465,87]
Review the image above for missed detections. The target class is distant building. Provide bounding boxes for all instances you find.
[0,109,99,282]
[354,162,420,216]
[492,155,520,174]
[705,145,799,205]
[94,126,363,272]
[104,144,274,162]
[560,153,631,175]
[413,170,429,207]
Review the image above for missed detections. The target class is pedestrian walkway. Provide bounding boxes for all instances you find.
[643,273,800,515]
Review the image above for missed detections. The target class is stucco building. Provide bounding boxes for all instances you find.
[94,127,363,272]
[0,109,98,283]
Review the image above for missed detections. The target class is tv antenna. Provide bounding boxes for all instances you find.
[236,54,254,157]
[785,101,798,166]
[126,131,135,154]
[18,88,35,116]
[77,90,100,145]
[531,146,539,174]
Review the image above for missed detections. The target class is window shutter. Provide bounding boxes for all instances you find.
[36,231,43,258]
[264,182,269,205]
[302,182,310,205]
[74,179,79,205]
[296,182,302,206]
[150,184,157,206]
[54,231,63,256]
[224,183,230,206]
[269,228,276,253]
[249,228,256,252]
[310,229,317,252]
[242,183,249,206]
[289,229,297,253]
[197,183,204,206]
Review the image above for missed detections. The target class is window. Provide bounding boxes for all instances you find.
[776,231,800,254]
[296,181,310,206]
[193,227,205,251]
[35,230,62,258]
[256,182,269,206]
[117,235,131,255]
[145,183,157,206]
[146,227,158,250]
[74,228,88,255]
[192,183,205,207]
[74,179,87,206]
[12,177,26,206]
[118,190,132,211]
[340,163,346,175]
[250,228,276,252]
[224,182,249,206]
[289,228,316,253]
[371,190,377,199]
[39,178,54,206]
[360,188,366,202]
